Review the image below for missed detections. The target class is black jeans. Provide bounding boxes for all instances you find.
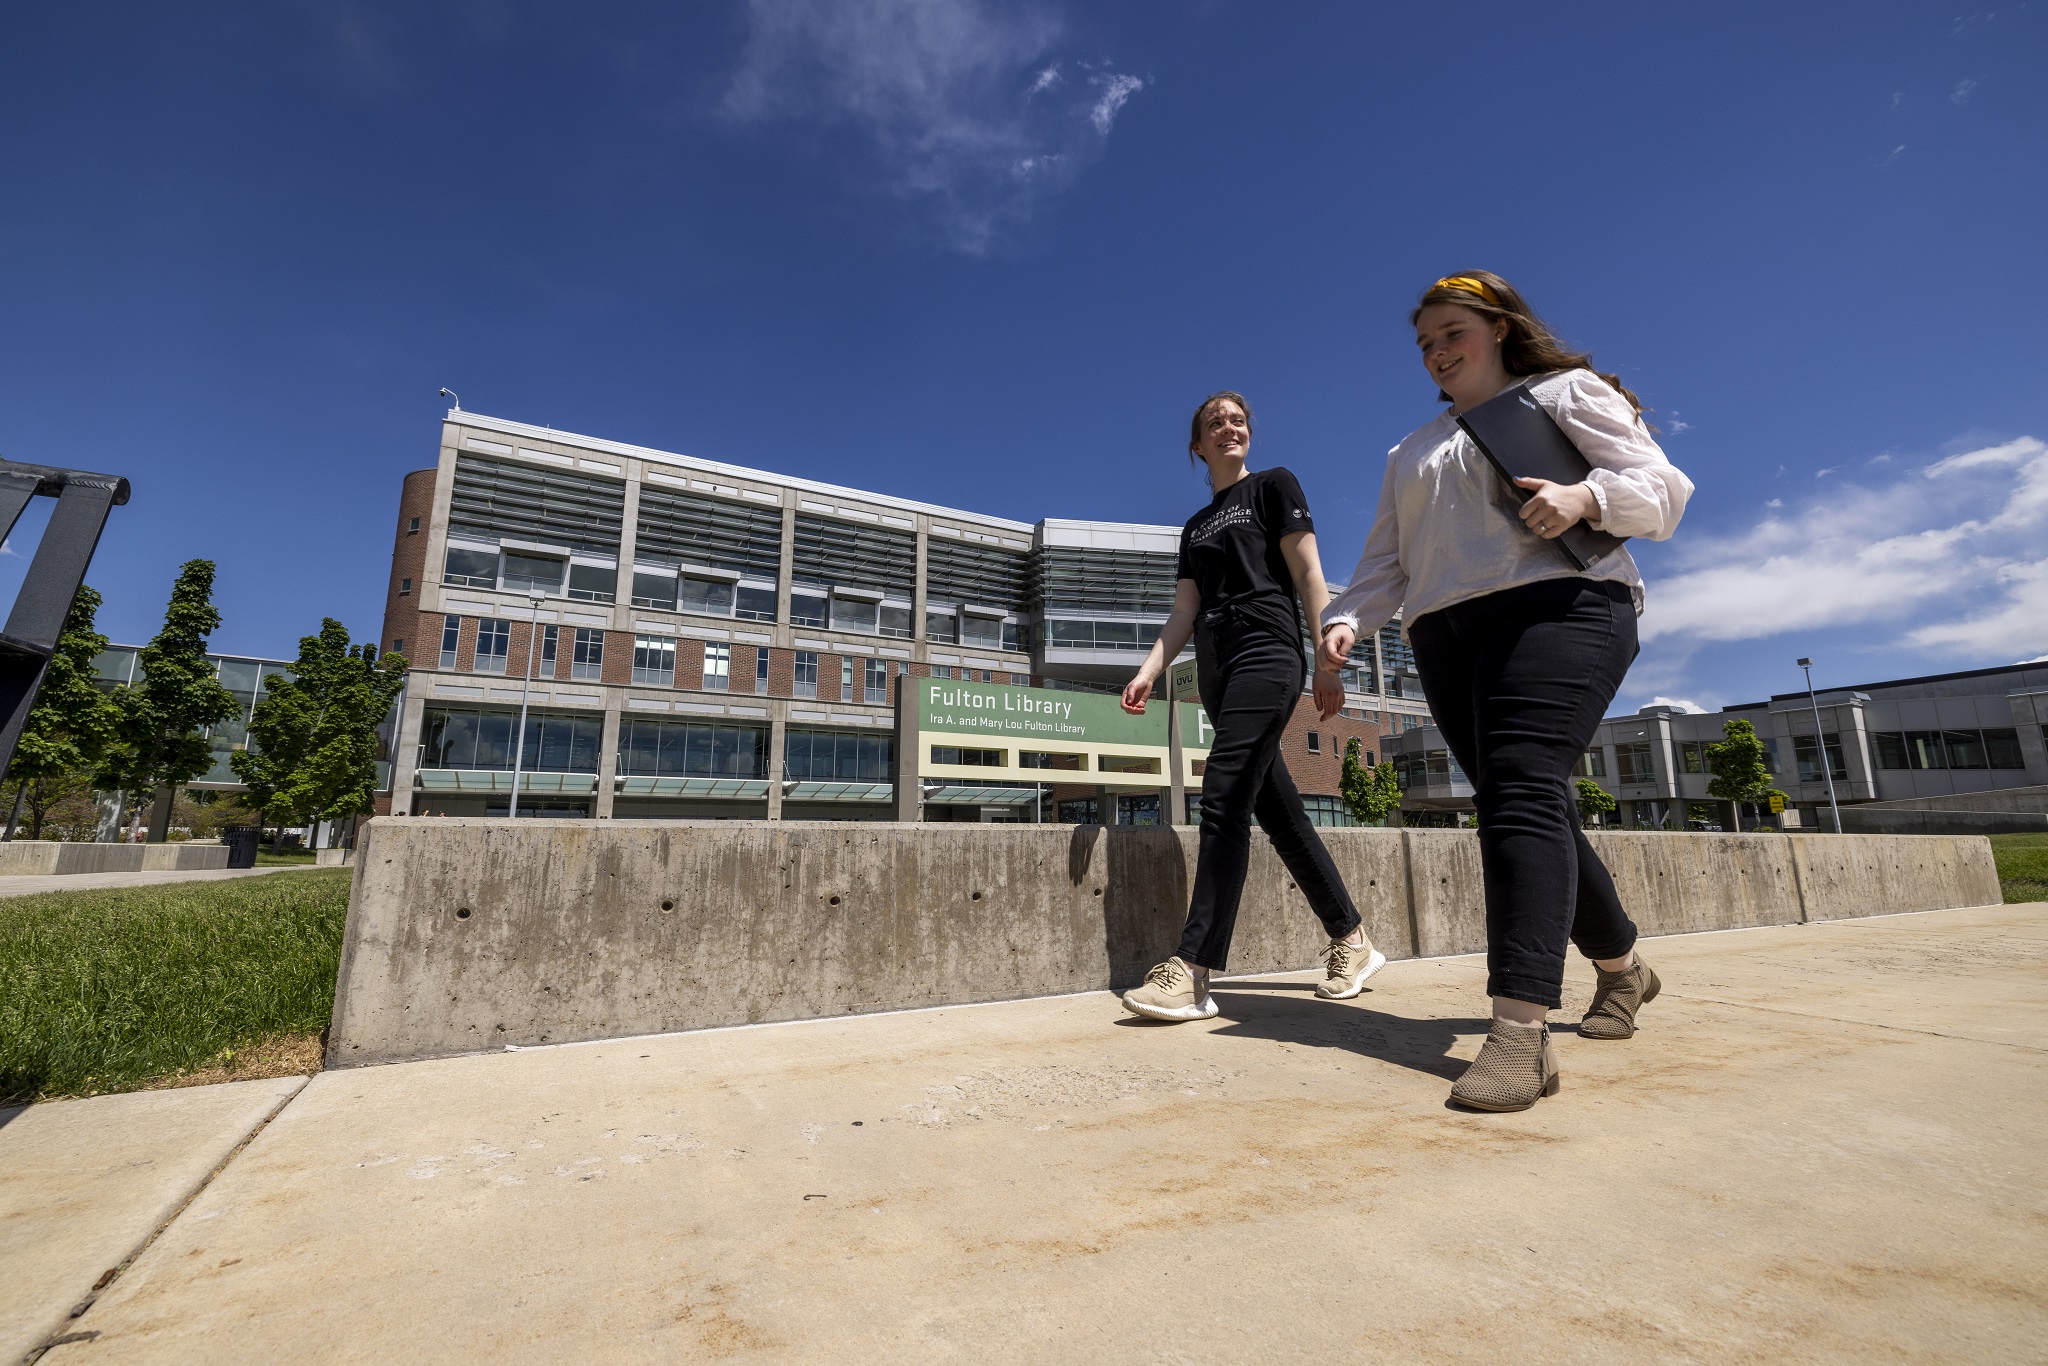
[1408,577,1640,1008]
[1176,613,1362,971]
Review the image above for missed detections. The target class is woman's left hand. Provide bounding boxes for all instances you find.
[1513,478,1600,539]
[1311,667,1346,722]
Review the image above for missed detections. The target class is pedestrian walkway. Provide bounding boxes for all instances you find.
[0,865,319,898]
[4,903,2042,1363]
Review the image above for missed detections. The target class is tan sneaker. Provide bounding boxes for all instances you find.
[1449,1022,1559,1112]
[1581,955,1661,1040]
[1121,957,1219,1022]
[1315,936,1387,1000]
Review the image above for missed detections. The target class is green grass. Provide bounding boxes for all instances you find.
[254,849,318,866]
[0,869,352,1103]
[1988,832,2048,904]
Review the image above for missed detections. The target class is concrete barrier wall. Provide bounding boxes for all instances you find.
[327,819,2002,1069]
[1840,808,2048,837]
[0,841,230,875]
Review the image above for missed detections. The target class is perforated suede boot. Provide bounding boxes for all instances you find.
[1581,955,1661,1040]
[1449,1023,1559,1112]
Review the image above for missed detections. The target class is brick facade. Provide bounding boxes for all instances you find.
[379,469,438,659]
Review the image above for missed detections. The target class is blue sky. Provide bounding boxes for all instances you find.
[1,2,2042,714]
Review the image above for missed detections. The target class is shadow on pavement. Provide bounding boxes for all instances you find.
[1113,983,1490,1082]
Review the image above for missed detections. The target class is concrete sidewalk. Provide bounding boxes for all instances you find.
[9,903,2046,1363]
[0,865,320,899]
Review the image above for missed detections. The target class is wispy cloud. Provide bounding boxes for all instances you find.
[1876,144,1906,169]
[1951,77,1980,104]
[720,0,1147,253]
[1639,437,2048,669]
[1666,412,1692,434]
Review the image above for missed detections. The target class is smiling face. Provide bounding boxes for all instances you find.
[1414,301,1511,410]
[1192,398,1251,476]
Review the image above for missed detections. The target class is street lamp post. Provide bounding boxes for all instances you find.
[1796,657,1842,834]
[508,589,545,818]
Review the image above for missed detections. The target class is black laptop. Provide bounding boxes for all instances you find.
[1455,383,1628,572]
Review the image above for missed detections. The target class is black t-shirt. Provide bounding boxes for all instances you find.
[1175,467,1316,647]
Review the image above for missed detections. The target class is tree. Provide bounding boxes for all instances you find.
[98,561,237,841]
[3,583,121,840]
[1705,718,1779,833]
[1575,778,1617,827]
[1340,737,1404,826]
[233,619,407,848]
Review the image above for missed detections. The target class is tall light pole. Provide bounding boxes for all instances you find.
[507,589,545,818]
[1797,657,1841,834]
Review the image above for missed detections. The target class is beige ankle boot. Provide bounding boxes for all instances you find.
[1449,1023,1559,1112]
[1581,955,1660,1040]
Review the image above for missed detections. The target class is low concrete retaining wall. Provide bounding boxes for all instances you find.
[1840,808,2048,836]
[0,841,230,876]
[327,820,2002,1069]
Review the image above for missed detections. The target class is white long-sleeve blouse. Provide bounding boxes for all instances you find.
[1323,368,1693,640]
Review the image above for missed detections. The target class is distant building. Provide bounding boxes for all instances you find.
[380,410,1431,822]
[1386,660,2048,831]
[91,645,297,790]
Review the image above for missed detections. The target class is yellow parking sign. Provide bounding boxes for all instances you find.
[1768,794,1785,814]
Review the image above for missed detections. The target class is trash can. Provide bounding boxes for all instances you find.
[222,825,260,869]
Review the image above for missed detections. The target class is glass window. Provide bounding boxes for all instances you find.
[931,665,951,679]
[679,577,736,616]
[879,605,913,639]
[392,638,404,655]
[616,719,766,778]
[420,707,601,772]
[841,658,855,696]
[960,616,1002,649]
[1873,732,1911,769]
[932,746,1004,767]
[735,585,777,622]
[790,593,827,628]
[1794,733,1848,782]
[1984,728,2026,769]
[1678,742,1704,774]
[1306,731,1321,754]
[925,610,957,644]
[832,599,878,634]
[703,642,730,691]
[399,577,412,596]
[1020,751,1085,770]
[440,616,461,669]
[408,516,420,534]
[794,651,818,698]
[1058,798,1099,824]
[1942,729,1987,769]
[1904,731,1945,769]
[864,658,887,704]
[784,728,893,782]
[755,648,769,692]
[502,553,564,594]
[444,547,498,588]
[632,635,676,685]
[1614,742,1655,784]
[1577,748,1607,778]
[572,628,604,680]
[1099,753,1161,775]
[539,625,558,673]
[631,570,677,611]
[567,564,617,603]
[474,620,510,674]
[1005,622,1023,652]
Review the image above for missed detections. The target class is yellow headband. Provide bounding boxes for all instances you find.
[1432,275,1500,305]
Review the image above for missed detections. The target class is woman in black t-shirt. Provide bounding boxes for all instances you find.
[1117,392,1382,1023]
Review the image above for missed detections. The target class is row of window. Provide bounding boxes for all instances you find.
[422,708,896,781]
[1390,749,1468,789]
[928,745,1163,775]
[1870,728,2028,771]
[1585,727,2034,788]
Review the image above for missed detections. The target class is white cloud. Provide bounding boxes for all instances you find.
[1765,498,1783,509]
[1640,437,2048,667]
[1951,78,1979,105]
[1648,696,1707,713]
[1666,412,1692,434]
[720,0,1146,253]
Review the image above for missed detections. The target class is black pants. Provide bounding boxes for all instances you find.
[1176,616,1361,971]
[1408,577,1640,1008]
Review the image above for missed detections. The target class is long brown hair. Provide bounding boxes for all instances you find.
[1187,391,1253,486]
[1411,270,1646,418]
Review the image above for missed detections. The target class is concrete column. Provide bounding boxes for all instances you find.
[775,494,797,642]
[594,700,621,819]
[911,523,929,665]
[766,716,787,821]
[388,691,427,816]
[892,694,919,822]
[612,470,643,634]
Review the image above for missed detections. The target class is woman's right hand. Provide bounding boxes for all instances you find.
[1119,671,1156,715]
[1318,622,1356,672]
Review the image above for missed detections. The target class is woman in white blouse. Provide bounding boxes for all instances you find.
[1320,271,1693,1112]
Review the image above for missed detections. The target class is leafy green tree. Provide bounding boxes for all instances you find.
[98,561,237,841]
[1706,718,1777,833]
[233,619,407,848]
[1340,737,1403,826]
[3,584,122,840]
[1575,777,1617,828]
